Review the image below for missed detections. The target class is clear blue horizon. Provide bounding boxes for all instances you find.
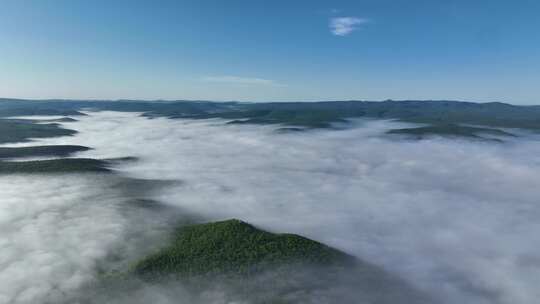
[1,0,539,104]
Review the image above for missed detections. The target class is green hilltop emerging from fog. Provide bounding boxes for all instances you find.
[131,219,354,278]
[92,219,428,304]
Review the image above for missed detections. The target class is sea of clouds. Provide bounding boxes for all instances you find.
[2,111,540,304]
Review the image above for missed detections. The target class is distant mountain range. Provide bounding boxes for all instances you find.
[1,98,539,144]
[2,98,539,127]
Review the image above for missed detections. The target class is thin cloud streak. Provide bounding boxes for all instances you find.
[201,75,284,86]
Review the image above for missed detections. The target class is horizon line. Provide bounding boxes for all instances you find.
[0,97,530,106]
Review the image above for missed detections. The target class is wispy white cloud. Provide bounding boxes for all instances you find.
[329,17,369,36]
[202,75,281,86]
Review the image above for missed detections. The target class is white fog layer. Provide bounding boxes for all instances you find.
[2,111,540,304]
[0,176,121,303]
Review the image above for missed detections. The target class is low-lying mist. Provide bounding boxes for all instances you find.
[2,111,540,303]
[0,173,184,304]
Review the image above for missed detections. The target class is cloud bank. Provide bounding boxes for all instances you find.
[3,111,540,303]
[201,76,281,86]
[330,17,368,36]
[0,165,183,303]
[0,175,129,303]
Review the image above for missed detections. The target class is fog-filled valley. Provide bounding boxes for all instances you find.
[3,0,540,302]
[0,107,539,304]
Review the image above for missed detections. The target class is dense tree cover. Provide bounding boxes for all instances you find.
[0,158,111,173]
[90,219,429,304]
[0,145,90,159]
[131,219,354,278]
[387,123,516,141]
[0,119,77,143]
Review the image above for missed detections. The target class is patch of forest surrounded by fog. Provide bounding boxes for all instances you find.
[1,111,540,304]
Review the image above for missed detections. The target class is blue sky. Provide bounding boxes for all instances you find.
[0,0,539,104]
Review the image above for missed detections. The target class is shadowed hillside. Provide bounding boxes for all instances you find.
[131,219,354,278]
